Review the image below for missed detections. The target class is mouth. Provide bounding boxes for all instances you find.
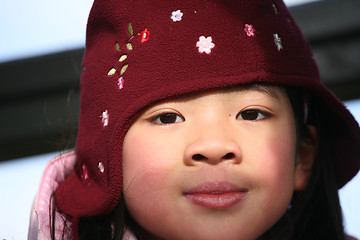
[184,182,248,209]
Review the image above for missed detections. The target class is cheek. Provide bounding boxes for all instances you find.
[123,168,175,235]
[124,164,169,197]
[123,169,171,221]
[248,124,297,201]
[122,133,179,222]
[265,133,296,177]
[122,136,171,197]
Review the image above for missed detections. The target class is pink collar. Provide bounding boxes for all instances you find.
[28,151,76,240]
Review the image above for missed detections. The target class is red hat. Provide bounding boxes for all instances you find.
[55,0,360,220]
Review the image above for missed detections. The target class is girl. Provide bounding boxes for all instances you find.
[29,0,360,239]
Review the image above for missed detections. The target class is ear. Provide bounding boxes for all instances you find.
[294,125,318,191]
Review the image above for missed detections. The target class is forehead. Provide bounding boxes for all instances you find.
[163,84,284,103]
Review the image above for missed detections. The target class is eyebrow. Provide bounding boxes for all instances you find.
[241,84,280,100]
[157,83,281,105]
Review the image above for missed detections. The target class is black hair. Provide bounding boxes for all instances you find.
[257,87,347,240]
[50,85,347,240]
[288,89,346,240]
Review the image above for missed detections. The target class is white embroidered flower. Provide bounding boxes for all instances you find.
[196,36,215,54]
[98,162,105,173]
[171,10,183,22]
[101,110,109,127]
[273,33,283,51]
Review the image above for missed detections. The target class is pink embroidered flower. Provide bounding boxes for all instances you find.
[196,36,215,54]
[140,29,150,43]
[171,10,183,22]
[82,164,89,180]
[118,77,124,90]
[244,24,255,37]
[101,110,109,127]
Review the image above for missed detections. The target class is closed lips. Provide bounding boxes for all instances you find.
[184,182,248,208]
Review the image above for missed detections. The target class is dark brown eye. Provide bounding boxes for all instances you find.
[237,110,270,121]
[151,113,184,124]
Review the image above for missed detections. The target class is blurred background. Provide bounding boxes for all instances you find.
[1,0,359,239]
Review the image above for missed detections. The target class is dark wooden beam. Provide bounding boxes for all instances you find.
[290,0,360,100]
[0,50,82,160]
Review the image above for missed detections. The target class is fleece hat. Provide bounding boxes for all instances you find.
[55,0,360,220]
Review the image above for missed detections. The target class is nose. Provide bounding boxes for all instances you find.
[184,133,242,165]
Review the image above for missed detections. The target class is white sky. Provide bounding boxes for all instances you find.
[1,0,359,239]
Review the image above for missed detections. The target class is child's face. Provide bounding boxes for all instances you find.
[123,86,304,240]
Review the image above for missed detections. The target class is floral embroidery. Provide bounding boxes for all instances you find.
[101,110,109,127]
[196,36,215,54]
[273,34,283,51]
[126,43,133,51]
[171,10,183,22]
[115,42,121,51]
[244,24,255,37]
[98,162,105,173]
[82,164,89,180]
[119,55,127,62]
[272,3,279,14]
[128,22,134,36]
[118,77,124,89]
[140,29,150,43]
[107,23,150,88]
[120,64,128,75]
[108,68,116,76]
